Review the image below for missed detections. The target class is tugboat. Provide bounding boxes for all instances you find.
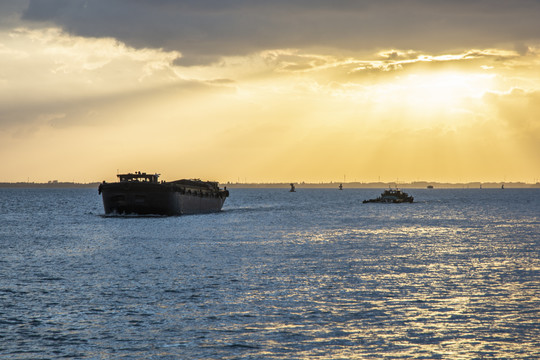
[98,172,229,215]
[363,188,414,203]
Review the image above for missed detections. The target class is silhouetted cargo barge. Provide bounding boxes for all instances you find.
[98,172,229,215]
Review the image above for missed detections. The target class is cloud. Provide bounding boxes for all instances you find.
[247,47,525,90]
[20,0,540,66]
[2,21,537,138]
[0,2,29,30]
[483,89,540,141]
[0,27,197,132]
[2,2,540,183]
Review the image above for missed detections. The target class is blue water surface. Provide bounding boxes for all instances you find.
[0,188,539,359]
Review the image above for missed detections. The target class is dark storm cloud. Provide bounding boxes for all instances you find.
[20,0,540,65]
[0,1,30,30]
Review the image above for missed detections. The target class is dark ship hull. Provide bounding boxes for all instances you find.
[99,173,228,215]
[363,189,414,204]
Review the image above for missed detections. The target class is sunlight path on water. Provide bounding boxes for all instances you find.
[0,188,538,358]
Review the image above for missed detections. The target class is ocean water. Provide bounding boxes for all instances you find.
[0,187,538,359]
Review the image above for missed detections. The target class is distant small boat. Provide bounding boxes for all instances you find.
[289,183,296,192]
[339,183,343,190]
[501,184,505,189]
[427,185,433,189]
[363,189,414,203]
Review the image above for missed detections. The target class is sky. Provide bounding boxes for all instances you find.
[1,0,539,184]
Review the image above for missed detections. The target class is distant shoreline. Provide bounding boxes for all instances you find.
[222,182,540,189]
[1,181,538,189]
[0,182,101,189]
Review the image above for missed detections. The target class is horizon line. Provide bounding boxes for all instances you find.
[1,180,539,188]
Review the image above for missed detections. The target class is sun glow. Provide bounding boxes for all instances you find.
[338,70,498,130]
[0,25,538,183]
[377,72,495,110]
[408,71,492,97]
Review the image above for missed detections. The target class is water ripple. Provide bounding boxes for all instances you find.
[0,188,538,358]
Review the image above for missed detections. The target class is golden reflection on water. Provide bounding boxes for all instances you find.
[268,224,539,359]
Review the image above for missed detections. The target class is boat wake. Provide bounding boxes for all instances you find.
[99,213,169,218]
